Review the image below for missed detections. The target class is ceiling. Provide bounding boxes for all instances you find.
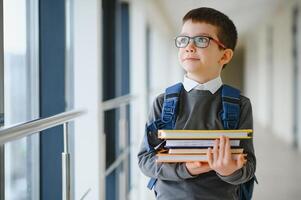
[159,0,284,45]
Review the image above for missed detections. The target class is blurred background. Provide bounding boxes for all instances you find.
[0,0,301,199]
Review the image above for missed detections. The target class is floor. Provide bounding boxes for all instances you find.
[252,123,301,200]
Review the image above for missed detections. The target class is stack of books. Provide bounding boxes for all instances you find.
[156,129,252,163]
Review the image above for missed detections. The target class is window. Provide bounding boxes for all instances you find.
[3,0,39,199]
[102,1,131,199]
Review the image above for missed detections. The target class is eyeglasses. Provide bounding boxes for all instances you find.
[175,35,226,49]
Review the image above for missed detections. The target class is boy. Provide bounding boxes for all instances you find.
[138,7,256,200]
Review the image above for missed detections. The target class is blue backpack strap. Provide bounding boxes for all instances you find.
[220,85,240,129]
[161,83,183,126]
[146,83,183,190]
[239,176,258,200]
[144,83,183,152]
[220,85,258,200]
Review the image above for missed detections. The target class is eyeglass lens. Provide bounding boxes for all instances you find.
[175,36,210,48]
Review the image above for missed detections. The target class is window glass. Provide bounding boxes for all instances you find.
[3,0,39,199]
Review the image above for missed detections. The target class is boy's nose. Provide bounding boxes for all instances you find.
[185,41,196,53]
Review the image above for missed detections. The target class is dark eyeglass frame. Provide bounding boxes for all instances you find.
[175,35,226,49]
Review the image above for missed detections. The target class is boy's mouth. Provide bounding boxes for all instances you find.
[183,57,200,61]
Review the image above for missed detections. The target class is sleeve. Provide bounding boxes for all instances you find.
[217,97,256,185]
[137,94,196,181]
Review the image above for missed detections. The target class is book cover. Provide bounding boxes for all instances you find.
[158,129,252,139]
[168,148,244,154]
[156,153,246,163]
[165,139,240,148]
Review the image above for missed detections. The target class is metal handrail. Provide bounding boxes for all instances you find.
[101,94,133,200]
[100,94,135,181]
[0,110,85,144]
[101,94,134,111]
[0,110,86,200]
[105,146,130,177]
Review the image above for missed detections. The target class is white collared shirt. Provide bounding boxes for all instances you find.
[183,75,223,94]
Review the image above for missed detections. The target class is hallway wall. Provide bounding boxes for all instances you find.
[129,0,182,199]
[73,0,103,199]
[222,47,245,92]
[244,0,301,149]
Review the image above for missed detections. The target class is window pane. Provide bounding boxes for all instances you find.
[3,0,39,199]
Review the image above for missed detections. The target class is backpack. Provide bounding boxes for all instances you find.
[144,83,258,200]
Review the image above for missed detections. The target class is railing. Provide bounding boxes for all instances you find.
[0,110,86,200]
[101,94,134,200]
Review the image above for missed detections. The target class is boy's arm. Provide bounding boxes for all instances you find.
[137,95,197,181]
[217,97,256,185]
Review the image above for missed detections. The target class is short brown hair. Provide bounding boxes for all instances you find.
[183,7,237,51]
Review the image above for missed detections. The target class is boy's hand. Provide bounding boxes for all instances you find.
[207,136,246,176]
[185,161,212,175]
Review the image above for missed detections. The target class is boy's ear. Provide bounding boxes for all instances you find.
[219,49,234,66]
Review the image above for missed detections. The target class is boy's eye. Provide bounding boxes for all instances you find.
[195,37,209,44]
[175,36,190,48]
[179,37,189,44]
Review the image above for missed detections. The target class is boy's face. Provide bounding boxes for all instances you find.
[177,20,233,83]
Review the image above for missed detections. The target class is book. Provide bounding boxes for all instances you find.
[165,139,240,148]
[168,148,244,154]
[156,153,246,163]
[158,129,252,139]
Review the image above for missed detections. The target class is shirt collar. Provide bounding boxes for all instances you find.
[183,75,223,94]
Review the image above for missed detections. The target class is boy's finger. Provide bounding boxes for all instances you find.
[224,137,231,160]
[236,154,245,168]
[200,162,210,167]
[213,139,219,162]
[189,162,200,168]
[218,136,225,161]
[207,148,213,168]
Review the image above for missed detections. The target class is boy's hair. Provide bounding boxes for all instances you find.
[183,7,237,51]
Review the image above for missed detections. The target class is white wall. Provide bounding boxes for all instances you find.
[272,5,294,142]
[129,1,150,199]
[0,63,3,114]
[146,1,183,99]
[297,1,301,152]
[244,0,301,147]
[73,0,104,199]
[129,0,183,199]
